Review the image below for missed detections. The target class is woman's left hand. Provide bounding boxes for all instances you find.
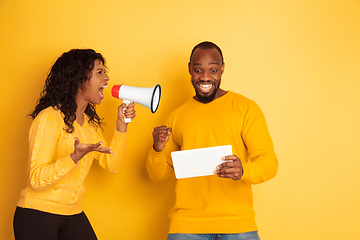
[70,137,112,164]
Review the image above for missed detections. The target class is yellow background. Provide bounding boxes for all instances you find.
[1,0,359,239]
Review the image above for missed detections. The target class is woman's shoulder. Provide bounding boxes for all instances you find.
[29,107,65,138]
[35,106,63,123]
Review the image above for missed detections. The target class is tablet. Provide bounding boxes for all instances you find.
[171,145,232,179]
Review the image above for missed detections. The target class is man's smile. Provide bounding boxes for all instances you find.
[197,82,214,93]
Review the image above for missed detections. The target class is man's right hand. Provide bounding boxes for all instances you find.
[152,126,172,152]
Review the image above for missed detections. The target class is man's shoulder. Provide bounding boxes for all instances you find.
[228,91,266,119]
[228,91,257,106]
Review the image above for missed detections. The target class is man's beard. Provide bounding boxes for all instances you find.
[194,86,218,104]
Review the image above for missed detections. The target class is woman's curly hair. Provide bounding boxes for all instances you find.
[29,49,106,133]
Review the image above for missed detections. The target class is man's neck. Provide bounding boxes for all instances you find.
[194,88,228,104]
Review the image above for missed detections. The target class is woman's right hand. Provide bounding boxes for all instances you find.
[70,137,113,164]
[116,102,136,132]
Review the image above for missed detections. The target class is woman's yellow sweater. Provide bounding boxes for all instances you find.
[147,91,278,234]
[17,107,127,215]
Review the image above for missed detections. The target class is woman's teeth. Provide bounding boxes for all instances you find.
[99,85,107,98]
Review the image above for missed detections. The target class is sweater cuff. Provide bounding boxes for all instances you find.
[149,146,165,158]
[112,129,128,145]
[62,155,76,170]
[114,129,128,137]
[240,162,252,182]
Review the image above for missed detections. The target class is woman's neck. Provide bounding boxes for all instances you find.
[75,98,88,126]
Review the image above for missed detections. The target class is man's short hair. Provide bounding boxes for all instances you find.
[189,41,224,64]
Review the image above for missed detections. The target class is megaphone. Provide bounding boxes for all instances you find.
[111,84,161,123]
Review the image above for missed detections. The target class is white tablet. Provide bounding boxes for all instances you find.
[171,145,232,179]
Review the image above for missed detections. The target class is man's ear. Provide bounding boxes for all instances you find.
[188,62,191,75]
[221,62,225,75]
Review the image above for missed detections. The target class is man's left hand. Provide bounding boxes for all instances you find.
[214,155,243,180]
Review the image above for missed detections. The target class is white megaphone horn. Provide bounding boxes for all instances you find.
[111,84,161,123]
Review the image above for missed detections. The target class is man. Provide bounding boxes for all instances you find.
[146,41,278,240]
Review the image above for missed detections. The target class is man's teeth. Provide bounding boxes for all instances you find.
[199,84,212,89]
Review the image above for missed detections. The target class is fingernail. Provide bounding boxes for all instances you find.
[110,151,113,155]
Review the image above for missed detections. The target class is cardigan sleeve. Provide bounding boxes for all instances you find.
[240,100,278,184]
[28,113,76,191]
[95,129,127,174]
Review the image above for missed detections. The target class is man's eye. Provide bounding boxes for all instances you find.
[210,69,217,73]
[195,69,202,73]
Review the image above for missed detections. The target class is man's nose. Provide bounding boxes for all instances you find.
[200,71,211,80]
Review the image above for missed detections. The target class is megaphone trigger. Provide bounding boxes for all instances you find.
[111,84,161,123]
[122,99,132,123]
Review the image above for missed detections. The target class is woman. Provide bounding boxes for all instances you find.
[13,49,135,240]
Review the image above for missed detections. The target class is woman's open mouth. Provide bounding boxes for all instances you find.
[99,85,107,99]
